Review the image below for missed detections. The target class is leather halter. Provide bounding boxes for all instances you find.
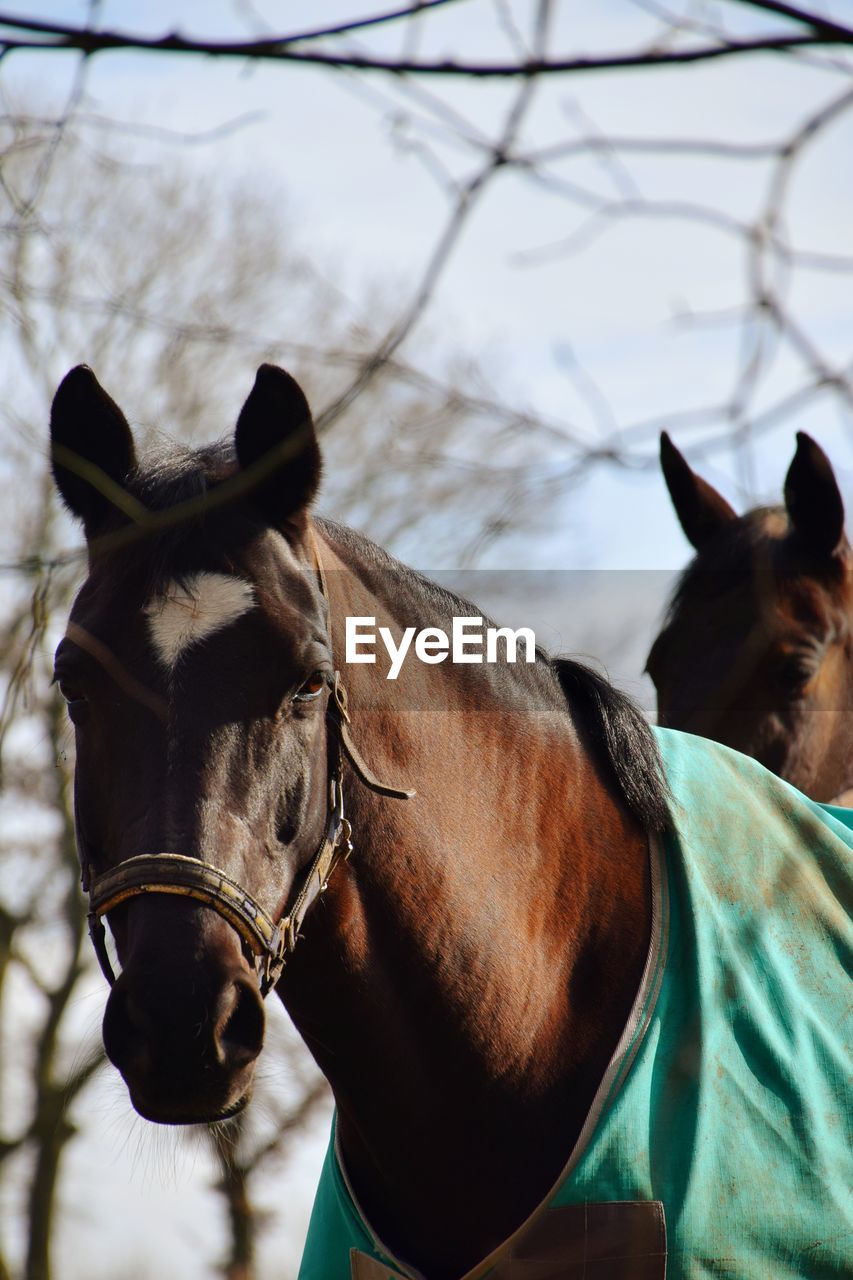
[85,538,414,996]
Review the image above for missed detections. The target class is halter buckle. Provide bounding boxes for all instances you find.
[338,817,354,861]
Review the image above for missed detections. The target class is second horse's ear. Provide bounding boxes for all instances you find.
[50,366,137,533]
[234,365,322,527]
[784,432,845,558]
[660,432,737,551]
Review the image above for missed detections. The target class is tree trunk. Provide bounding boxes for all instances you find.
[217,1147,255,1280]
[25,1091,74,1280]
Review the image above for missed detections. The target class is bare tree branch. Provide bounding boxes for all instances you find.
[1,11,851,75]
[736,0,853,41]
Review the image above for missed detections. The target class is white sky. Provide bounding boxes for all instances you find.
[1,2,852,1276]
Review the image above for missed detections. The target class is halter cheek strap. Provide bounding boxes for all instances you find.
[84,540,414,996]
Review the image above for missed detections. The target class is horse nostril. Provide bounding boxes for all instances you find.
[214,975,265,1070]
[102,981,152,1078]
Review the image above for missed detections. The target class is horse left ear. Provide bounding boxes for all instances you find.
[784,432,845,558]
[660,432,737,550]
[50,365,138,533]
[234,365,322,526]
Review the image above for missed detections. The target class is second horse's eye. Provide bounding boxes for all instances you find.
[777,657,814,695]
[774,644,818,696]
[293,671,326,703]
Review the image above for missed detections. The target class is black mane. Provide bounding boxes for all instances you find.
[551,658,670,833]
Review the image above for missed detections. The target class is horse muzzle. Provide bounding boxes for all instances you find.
[101,897,266,1125]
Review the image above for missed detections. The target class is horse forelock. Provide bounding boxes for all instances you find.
[87,438,267,598]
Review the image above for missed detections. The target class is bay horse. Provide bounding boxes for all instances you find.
[51,366,851,1279]
[647,431,853,803]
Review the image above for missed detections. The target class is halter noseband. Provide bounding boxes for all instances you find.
[84,545,414,997]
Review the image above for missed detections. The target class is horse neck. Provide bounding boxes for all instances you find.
[282,525,652,1275]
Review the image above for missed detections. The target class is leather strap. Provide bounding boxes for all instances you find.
[330,673,414,801]
[312,530,413,800]
[88,852,290,995]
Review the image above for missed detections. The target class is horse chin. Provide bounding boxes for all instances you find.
[129,1086,253,1127]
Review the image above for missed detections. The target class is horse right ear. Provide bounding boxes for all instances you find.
[50,366,137,531]
[660,432,737,551]
[784,432,846,558]
[234,364,322,527]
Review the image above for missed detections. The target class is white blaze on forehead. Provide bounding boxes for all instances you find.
[145,572,256,668]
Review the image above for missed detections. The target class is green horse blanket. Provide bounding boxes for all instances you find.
[299,728,853,1279]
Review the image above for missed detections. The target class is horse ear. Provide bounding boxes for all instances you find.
[50,366,137,530]
[234,365,321,526]
[660,431,737,551]
[784,432,845,558]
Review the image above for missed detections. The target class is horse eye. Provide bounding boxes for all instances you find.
[776,657,814,694]
[56,680,89,724]
[292,671,326,703]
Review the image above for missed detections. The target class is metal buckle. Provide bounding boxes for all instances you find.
[336,817,353,861]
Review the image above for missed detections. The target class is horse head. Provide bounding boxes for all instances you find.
[647,431,853,800]
[51,364,335,1123]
